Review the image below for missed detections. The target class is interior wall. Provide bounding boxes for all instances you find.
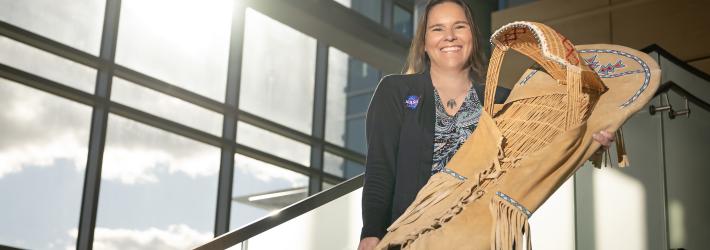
[657,54,710,250]
[490,0,710,88]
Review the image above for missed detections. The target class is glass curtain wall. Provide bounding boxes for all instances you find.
[0,0,413,249]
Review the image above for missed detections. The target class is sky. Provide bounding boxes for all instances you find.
[0,0,341,249]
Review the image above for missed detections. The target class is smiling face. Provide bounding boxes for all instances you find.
[424,2,474,72]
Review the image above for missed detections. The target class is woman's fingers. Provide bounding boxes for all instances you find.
[593,130,615,148]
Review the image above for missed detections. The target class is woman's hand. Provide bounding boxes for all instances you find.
[358,237,380,250]
[592,130,615,150]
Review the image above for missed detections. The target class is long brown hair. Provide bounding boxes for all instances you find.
[403,0,485,82]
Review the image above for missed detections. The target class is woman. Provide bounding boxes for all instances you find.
[358,1,614,249]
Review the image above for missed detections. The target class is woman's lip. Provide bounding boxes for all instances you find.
[440,46,462,52]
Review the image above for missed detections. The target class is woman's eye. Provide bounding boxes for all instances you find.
[455,25,467,29]
[432,28,443,32]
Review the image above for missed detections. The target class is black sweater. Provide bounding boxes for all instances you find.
[360,70,510,239]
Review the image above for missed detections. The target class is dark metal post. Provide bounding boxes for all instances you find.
[382,0,394,29]
[77,0,121,249]
[214,1,246,236]
[309,42,329,195]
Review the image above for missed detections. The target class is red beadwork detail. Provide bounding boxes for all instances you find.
[501,27,527,46]
[557,31,579,65]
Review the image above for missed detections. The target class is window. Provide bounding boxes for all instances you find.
[324,152,365,179]
[239,8,317,134]
[94,114,220,249]
[325,47,380,155]
[0,0,105,55]
[334,0,383,24]
[0,1,395,248]
[111,77,223,136]
[393,4,413,39]
[0,78,92,250]
[230,154,308,230]
[237,121,311,167]
[0,36,96,93]
[115,0,233,101]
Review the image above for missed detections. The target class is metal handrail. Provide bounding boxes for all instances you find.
[195,174,364,250]
[642,44,710,116]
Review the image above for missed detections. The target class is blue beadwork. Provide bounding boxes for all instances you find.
[579,49,652,108]
[440,167,467,180]
[598,69,645,78]
[496,191,533,218]
[518,70,538,86]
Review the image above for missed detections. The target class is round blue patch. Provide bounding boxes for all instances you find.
[405,95,420,110]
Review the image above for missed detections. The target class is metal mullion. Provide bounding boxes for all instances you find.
[322,173,346,185]
[323,142,366,165]
[0,41,354,195]
[108,101,226,148]
[0,20,104,70]
[0,20,231,116]
[392,0,414,12]
[239,110,368,165]
[0,61,230,151]
[234,144,336,181]
[246,0,408,74]
[235,142,345,183]
[382,0,394,30]
[308,42,328,195]
[238,111,317,145]
[215,1,246,236]
[77,0,121,249]
[113,65,229,114]
[0,63,97,107]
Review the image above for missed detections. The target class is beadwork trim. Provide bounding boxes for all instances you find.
[441,167,467,181]
[579,49,652,108]
[490,21,569,67]
[518,70,538,85]
[495,191,532,218]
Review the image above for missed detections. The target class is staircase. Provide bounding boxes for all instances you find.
[196,45,710,250]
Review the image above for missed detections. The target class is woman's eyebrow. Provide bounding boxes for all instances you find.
[428,20,469,29]
[427,23,445,29]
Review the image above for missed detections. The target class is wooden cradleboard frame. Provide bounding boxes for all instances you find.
[375,21,661,250]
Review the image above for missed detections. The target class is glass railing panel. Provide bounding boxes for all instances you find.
[235,188,362,250]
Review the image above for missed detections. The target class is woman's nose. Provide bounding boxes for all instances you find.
[444,31,456,41]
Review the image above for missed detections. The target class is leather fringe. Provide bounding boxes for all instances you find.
[490,195,532,250]
[615,128,629,167]
[591,127,629,168]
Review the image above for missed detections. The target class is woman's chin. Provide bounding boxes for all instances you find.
[432,61,467,72]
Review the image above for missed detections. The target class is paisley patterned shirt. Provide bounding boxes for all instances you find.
[432,85,482,174]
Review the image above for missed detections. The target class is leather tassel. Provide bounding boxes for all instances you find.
[490,195,532,250]
[590,128,629,168]
[615,128,630,167]
[590,151,603,169]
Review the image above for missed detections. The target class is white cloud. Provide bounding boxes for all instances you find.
[100,146,220,184]
[0,79,91,178]
[100,114,220,184]
[0,79,220,184]
[66,224,212,250]
[235,154,308,188]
